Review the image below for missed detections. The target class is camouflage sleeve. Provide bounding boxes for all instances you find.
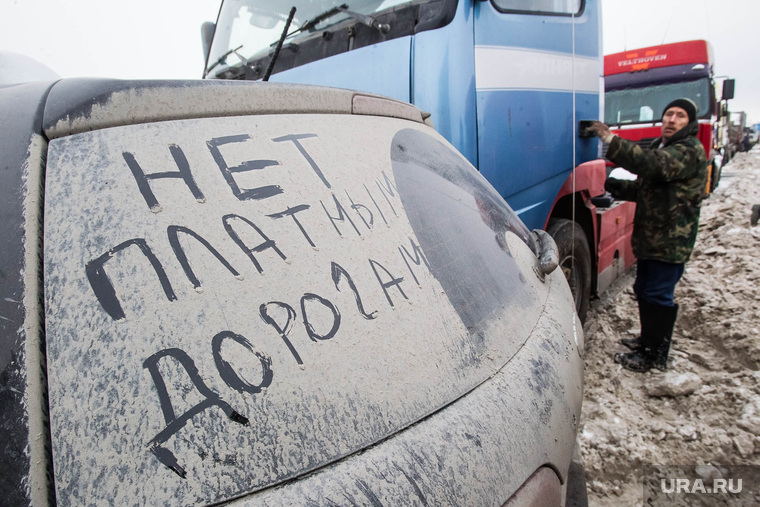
[606,135,705,182]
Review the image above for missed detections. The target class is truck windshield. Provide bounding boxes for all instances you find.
[206,0,412,77]
[604,78,711,125]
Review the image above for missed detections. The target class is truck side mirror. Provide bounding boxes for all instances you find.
[201,22,215,64]
[722,79,735,101]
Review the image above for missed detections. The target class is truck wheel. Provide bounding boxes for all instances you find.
[546,218,591,323]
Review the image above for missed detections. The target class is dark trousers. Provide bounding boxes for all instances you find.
[633,259,685,307]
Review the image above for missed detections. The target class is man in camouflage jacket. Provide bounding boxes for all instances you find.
[588,98,708,373]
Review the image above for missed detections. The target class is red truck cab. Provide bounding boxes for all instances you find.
[604,40,725,192]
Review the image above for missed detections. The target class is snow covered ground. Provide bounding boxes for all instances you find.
[579,147,760,506]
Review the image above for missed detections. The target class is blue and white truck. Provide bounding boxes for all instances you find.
[202,0,636,322]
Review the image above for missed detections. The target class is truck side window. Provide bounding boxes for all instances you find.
[491,0,583,15]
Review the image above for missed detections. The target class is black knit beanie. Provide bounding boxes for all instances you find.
[662,98,698,123]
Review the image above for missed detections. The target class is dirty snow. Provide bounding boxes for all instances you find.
[580,147,760,505]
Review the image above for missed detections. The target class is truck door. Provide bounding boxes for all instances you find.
[472,0,601,230]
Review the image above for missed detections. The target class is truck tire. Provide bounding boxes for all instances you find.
[546,218,591,323]
[722,149,732,167]
[710,161,722,192]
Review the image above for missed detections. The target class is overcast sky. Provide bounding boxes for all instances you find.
[602,0,760,124]
[1,0,759,123]
[0,0,220,80]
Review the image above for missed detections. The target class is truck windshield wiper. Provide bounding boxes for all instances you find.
[204,45,244,78]
[288,3,389,38]
[262,3,389,82]
[212,3,391,81]
[338,6,390,33]
[290,4,348,36]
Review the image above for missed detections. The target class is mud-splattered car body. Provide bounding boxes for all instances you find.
[0,79,584,505]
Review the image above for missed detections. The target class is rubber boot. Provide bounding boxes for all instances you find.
[650,303,679,371]
[620,298,646,350]
[615,300,678,372]
[614,347,653,372]
[620,336,642,350]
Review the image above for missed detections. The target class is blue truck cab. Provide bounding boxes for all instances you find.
[203,0,624,323]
